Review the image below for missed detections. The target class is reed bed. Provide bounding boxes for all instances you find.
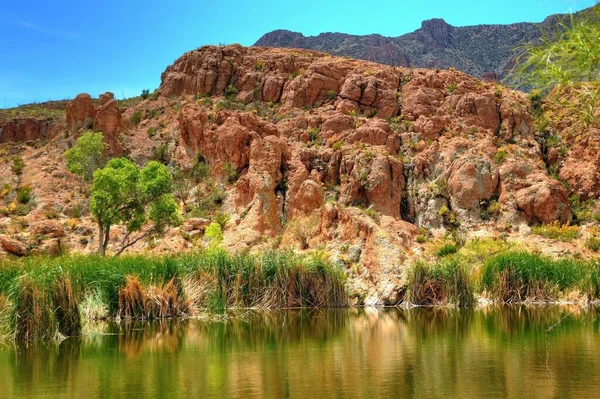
[0,248,346,341]
[481,252,598,303]
[406,258,474,307]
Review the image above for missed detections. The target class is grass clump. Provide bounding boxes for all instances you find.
[481,252,586,302]
[437,243,459,258]
[406,258,473,307]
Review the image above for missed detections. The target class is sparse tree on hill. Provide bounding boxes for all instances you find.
[91,158,181,256]
[65,131,107,183]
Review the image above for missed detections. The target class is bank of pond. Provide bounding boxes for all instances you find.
[0,246,599,342]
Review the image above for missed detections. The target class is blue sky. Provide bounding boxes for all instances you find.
[0,0,596,108]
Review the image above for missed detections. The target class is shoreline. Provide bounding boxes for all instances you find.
[1,247,599,342]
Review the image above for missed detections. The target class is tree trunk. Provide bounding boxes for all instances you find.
[98,222,105,256]
[103,228,110,255]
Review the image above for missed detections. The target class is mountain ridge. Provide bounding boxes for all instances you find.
[255,6,597,79]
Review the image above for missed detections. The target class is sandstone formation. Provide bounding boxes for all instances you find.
[1,44,594,304]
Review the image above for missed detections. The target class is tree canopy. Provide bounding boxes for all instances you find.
[90,158,181,256]
[65,131,107,182]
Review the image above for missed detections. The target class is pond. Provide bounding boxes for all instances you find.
[1,306,599,398]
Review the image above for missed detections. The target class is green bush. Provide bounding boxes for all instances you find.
[532,222,579,241]
[130,111,143,126]
[586,236,600,252]
[437,244,458,258]
[16,185,33,204]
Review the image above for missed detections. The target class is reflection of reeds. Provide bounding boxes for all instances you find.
[0,248,346,341]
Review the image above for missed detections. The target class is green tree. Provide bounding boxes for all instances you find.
[512,7,600,92]
[65,131,107,182]
[91,158,181,256]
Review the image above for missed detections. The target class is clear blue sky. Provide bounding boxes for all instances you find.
[0,0,596,108]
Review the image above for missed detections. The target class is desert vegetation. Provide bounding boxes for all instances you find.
[0,248,346,341]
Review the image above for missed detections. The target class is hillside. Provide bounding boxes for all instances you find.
[1,45,599,304]
[255,5,599,80]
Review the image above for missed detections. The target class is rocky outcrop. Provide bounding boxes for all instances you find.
[0,118,53,143]
[0,235,28,257]
[66,93,95,131]
[66,92,123,155]
[559,129,600,199]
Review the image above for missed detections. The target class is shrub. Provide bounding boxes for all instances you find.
[224,85,239,100]
[532,222,579,241]
[223,162,239,183]
[214,212,230,229]
[152,143,170,165]
[16,185,33,204]
[130,111,143,126]
[332,141,343,151]
[416,235,428,244]
[307,127,320,144]
[65,131,107,182]
[437,244,458,258]
[494,149,507,164]
[204,222,223,244]
[11,156,25,178]
[586,236,600,252]
[191,158,210,182]
[326,90,337,101]
[141,89,150,99]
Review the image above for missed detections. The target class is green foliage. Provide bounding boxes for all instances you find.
[16,185,32,204]
[91,158,181,255]
[214,212,230,229]
[407,258,473,307]
[332,141,343,151]
[223,162,239,183]
[191,157,210,183]
[307,127,320,145]
[141,89,150,99]
[494,149,507,164]
[415,235,428,244]
[326,90,337,101]
[569,194,595,224]
[446,82,457,95]
[481,251,588,302]
[204,222,223,244]
[437,243,459,258]
[586,236,600,252]
[151,143,170,165]
[11,156,25,177]
[224,85,239,100]
[130,111,143,126]
[0,249,346,340]
[532,222,580,241]
[65,131,107,182]
[511,8,600,91]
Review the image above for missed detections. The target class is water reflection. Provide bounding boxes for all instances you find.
[1,306,599,398]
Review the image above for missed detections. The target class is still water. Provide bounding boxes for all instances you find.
[1,306,599,398]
